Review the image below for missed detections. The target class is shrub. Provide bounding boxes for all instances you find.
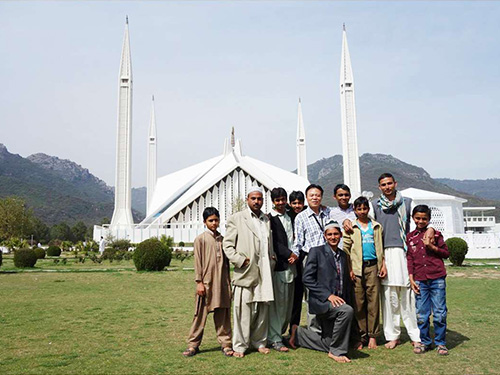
[0,251,2,267]
[133,238,171,271]
[445,237,468,266]
[47,245,62,257]
[178,241,185,247]
[110,239,132,252]
[14,248,38,268]
[34,248,46,259]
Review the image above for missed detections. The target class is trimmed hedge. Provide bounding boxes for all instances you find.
[133,238,172,271]
[34,248,46,259]
[445,237,468,266]
[14,248,38,268]
[47,246,62,257]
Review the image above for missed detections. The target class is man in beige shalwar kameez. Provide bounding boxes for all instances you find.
[184,207,233,357]
[223,187,276,358]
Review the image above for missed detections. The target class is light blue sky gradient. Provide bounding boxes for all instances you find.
[1,1,499,187]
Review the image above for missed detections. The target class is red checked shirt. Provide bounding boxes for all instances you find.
[406,228,449,281]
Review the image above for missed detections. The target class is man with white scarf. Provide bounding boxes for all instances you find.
[223,186,276,358]
[372,173,434,350]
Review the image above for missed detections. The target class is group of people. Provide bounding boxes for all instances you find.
[183,173,450,362]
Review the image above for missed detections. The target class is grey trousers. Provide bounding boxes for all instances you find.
[268,271,294,344]
[232,286,269,353]
[296,303,354,357]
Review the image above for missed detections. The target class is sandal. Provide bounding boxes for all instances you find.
[271,342,289,352]
[233,351,245,358]
[437,345,449,356]
[182,347,199,357]
[413,344,430,355]
[222,347,234,357]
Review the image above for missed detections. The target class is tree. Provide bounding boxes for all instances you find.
[72,221,88,242]
[50,222,75,242]
[31,217,50,244]
[0,197,33,241]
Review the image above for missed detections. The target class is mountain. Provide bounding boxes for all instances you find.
[0,144,144,225]
[2,142,498,225]
[307,153,500,219]
[435,178,500,201]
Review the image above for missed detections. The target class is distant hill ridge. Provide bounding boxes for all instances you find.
[307,153,500,219]
[0,144,144,225]
[1,143,498,225]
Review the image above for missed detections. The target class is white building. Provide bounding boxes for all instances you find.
[401,188,466,235]
[95,135,309,242]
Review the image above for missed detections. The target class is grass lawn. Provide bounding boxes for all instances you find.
[1,256,500,374]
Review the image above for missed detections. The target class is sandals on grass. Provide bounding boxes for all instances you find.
[413,344,431,354]
[182,347,200,357]
[437,345,449,356]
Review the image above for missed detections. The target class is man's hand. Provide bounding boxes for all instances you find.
[288,253,298,264]
[343,219,354,234]
[328,294,346,308]
[410,279,420,295]
[423,227,435,245]
[378,263,387,279]
[423,236,439,252]
[196,282,206,296]
[349,270,356,281]
[241,258,250,268]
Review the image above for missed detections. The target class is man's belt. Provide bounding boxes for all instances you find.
[362,259,377,268]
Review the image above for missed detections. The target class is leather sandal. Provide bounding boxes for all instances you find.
[182,347,200,357]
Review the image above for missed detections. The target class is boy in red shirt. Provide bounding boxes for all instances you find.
[407,205,450,356]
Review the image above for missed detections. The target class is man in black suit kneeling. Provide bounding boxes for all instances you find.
[289,220,354,363]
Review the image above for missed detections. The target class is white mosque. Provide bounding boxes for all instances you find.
[93,19,500,258]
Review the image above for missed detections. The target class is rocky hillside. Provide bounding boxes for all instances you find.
[0,144,144,225]
[308,153,500,219]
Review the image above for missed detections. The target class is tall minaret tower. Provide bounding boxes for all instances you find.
[339,24,361,196]
[146,95,157,216]
[111,17,134,228]
[296,98,308,179]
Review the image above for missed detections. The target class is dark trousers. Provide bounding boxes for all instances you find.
[289,259,304,330]
[296,303,354,356]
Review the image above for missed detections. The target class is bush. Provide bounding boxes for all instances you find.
[14,248,38,268]
[110,239,132,252]
[0,251,2,267]
[47,245,62,257]
[34,248,46,259]
[178,241,185,247]
[445,237,468,266]
[133,238,172,271]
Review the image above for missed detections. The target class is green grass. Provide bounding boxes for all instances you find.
[0,261,499,374]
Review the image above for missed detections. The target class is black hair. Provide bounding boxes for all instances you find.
[412,205,432,219]
[333,184,351,195]
[353,196,369,209]
[305,184,324,196]
[378,173,395,183]
[203,207,220,221]
[289,190,305,203]
[271,187,287,201]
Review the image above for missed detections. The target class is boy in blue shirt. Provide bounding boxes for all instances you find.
[343,196,386,349]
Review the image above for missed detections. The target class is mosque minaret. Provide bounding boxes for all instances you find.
[339,24,361,197]
[296,98,308,179]
[146,95,157,216]
[110,17,134,228]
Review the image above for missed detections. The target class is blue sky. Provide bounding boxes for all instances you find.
[1,1,499,187]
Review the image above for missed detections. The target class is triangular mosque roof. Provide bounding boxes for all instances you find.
[141,138,310,225]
